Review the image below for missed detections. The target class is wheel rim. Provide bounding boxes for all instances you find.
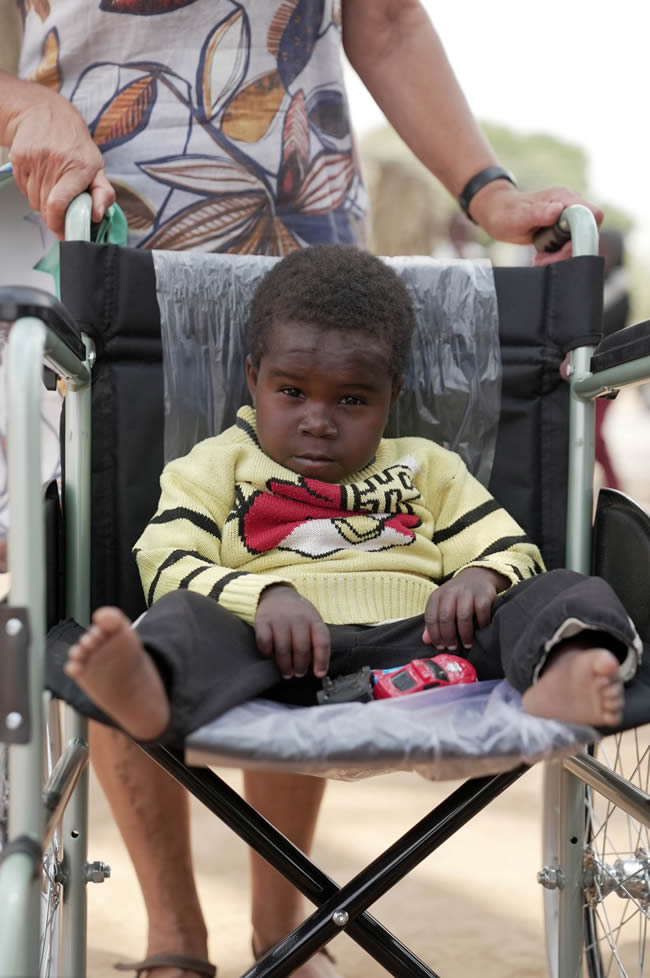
[583,729,650,977]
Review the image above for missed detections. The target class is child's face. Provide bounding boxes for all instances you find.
[246,320,399,483]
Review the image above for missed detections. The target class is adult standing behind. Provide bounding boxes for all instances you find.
[0,3,602,977]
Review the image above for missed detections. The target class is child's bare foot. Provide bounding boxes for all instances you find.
[64,607,170,741]
[522,646,623,727]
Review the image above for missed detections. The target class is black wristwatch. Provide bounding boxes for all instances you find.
[458,166,517,223]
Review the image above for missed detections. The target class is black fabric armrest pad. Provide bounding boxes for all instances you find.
[590,319,650,373]
[0,286,85,362]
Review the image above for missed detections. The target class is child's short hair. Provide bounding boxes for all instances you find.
[248,245,415,382]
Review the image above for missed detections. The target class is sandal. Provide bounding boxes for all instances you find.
[114,953,217,977]
[252,938,336,965]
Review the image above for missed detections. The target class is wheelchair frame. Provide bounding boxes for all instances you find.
[1,202,650,977]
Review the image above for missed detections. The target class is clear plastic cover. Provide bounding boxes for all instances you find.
[151,251,574,781]
[185,680,597,782]
[153,252,501,485]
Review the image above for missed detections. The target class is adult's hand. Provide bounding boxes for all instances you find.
[5,78,115,237]
[468,181,603,265]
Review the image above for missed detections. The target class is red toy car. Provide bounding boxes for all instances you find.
[371,655,477,699]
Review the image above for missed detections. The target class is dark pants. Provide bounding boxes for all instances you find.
[45,569,639,748]
[127,568,638,747]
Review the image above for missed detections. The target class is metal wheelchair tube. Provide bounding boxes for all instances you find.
[61,331,93,978]
[0,317,48,978]
[563,203,599,574]
[573,356,650,401]
[552,204,599,978]
[563,753,650,830]
[42,737,89,852]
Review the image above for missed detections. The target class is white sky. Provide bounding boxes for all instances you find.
[343,1,650,253]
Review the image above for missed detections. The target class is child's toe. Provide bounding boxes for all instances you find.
[592,649,620,679]
[91,606,130,636]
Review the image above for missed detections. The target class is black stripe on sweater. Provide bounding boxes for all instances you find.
[208,570,249,602]
[433,499,501,544]
[236,415,260,447]
[179,565,211,590]
[438,534,535,584]
[147,549,208,606]
[149,506,221,540]
[506,563,526,583]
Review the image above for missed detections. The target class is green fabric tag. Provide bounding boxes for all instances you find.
[34,202,128,297]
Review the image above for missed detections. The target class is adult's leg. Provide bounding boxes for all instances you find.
[245,771,341,978]
[70,595,341,977]
[91,722,210,978]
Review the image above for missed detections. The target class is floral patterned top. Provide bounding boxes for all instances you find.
[17,0,368,252]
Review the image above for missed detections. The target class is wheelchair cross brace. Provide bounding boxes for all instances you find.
[147,746,527,978]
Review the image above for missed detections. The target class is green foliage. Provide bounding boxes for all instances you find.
[360,119,634,233]
[480,120,590,194]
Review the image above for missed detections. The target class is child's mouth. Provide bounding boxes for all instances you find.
[295,454,335,472]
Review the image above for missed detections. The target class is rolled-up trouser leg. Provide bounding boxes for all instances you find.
[135,590,283,746]
[476,569,642,694]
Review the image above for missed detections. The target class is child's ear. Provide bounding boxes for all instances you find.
[245,355,258,406]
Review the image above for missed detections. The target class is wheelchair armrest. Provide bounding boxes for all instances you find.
[0,286,86,363]
[590,319,650,374]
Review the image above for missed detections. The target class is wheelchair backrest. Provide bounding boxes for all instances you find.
[59,243,604,620]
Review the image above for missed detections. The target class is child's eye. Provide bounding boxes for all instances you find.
[340,394,365,406]
[280,387,302,398]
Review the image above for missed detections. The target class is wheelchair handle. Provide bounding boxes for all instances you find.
[533,217,572,254]
[65,192,93,242]
[533,205,599,258]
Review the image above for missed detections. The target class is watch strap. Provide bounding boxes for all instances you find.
[458,166,517,223]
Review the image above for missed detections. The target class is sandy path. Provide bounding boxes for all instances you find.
[87,763,549,978]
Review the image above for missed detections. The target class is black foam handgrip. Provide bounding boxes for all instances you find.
[533,221,572,254]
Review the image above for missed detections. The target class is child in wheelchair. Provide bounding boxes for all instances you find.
[63,244,641,746]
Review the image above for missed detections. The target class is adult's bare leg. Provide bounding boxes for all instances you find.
[90,721,210,978]
[245,771,341,978]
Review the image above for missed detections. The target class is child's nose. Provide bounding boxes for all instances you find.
[299,406,337,437]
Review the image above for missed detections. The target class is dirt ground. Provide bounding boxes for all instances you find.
[86,764,550,978]
[81,386,650,978]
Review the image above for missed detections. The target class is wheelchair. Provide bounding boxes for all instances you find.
[1,199,650,978]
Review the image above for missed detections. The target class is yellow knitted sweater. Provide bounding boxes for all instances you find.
[134,407,544,625]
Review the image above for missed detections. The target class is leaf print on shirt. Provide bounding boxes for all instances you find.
[92,75,158,151]
[99,0,201,13]
[196,8,250,123]
[21,0,50,22]
[66,1,364,251]
[274,0,325,89]
[137,153,299,253]
[28,27,61,91]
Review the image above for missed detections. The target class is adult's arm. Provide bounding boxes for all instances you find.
[342,0,602,262]
[0,71,114,236]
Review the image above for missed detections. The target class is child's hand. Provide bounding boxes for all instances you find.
[255,585,331,679]
[423,567,510,651]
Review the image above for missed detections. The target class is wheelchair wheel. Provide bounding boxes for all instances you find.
[583,729,650,977]
[39,695,65,978]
